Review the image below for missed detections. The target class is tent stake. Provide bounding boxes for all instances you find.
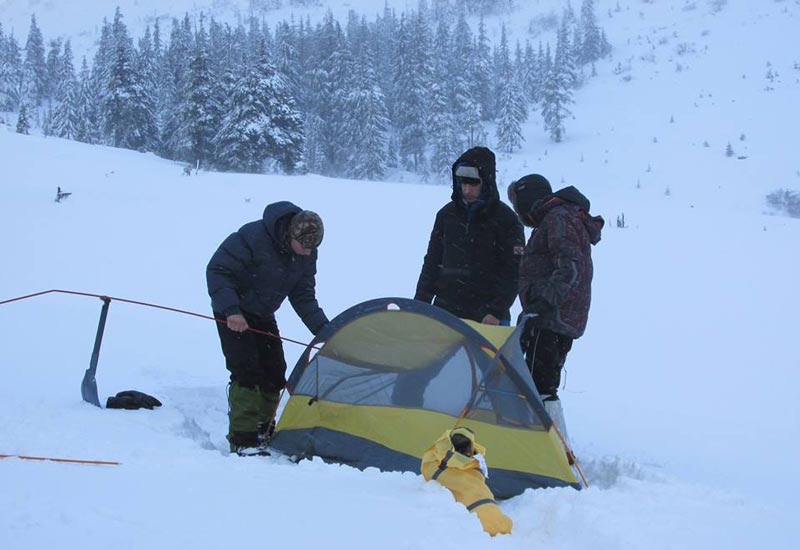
[551,423,589,488]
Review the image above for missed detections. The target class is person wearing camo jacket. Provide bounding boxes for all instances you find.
[507,174,604,435]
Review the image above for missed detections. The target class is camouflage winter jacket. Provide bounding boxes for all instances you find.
[519,186,604,339]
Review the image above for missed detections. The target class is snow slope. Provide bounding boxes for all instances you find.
[0,0,566,59]
[2,1,799,549]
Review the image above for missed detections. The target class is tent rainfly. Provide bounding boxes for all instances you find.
[271,298,581,498]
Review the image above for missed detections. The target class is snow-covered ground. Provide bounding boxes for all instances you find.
[2,1,799,548]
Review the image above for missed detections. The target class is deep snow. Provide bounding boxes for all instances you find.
[2,1,799,549]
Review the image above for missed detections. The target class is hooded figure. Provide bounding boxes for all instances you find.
[421,427,513,537]
[207,201,329,456]
[507,175,604,417]
[415,147,525,324]
[508,179,604,338]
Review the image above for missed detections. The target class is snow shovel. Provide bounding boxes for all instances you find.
[80,297,111,407]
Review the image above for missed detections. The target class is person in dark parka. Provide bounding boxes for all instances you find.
[507,175,604,407]
[415,147,525,324]
[207,201,328,456]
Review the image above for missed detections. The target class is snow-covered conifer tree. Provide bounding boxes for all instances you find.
[305,13,353,175]
[274,20,302,109]
[0,26,24,111]
[392,12,430,172]
[302,113,324,175]
[22,15,47,107]
[214,43,304,174]
[494,26,527,153]
[428,19,461,178]
[159,15,194,158]
[579,0,603,65]
[135,26,161,153]
[556,19,578,90]
[522,40,541,104]
[50,41,79,139]
[74,57,102,144]
[344,40,390,180]
[102,8,157,151]
[474,16,495,121]
[542,25,574,142]
[370,4,398,121]
[44,38,63,104]
[16,102,30,134]
[451,11,485,149]
[175,18,221,167]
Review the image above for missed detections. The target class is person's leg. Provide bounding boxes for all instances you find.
[215,313,271,452]
[525,328,574,444]
[524,328,573,399]
[250,317,286,441]
[227,381,271,451]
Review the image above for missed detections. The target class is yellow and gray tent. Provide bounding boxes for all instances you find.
[271,297,580,498]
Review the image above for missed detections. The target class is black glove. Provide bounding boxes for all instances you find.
[313,322,330,337]
[106,390,162,410]
[525,295,553,316]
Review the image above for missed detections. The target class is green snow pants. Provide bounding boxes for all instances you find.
[227,381,280,451]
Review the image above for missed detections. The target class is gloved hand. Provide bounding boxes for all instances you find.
[313,322,330,337]
[525,295,552,316]
[106,390,162,410]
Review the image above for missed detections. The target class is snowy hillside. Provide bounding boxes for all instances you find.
[1,0,554,58]
[2,1,800,549]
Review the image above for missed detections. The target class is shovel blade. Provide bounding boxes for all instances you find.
[81,369,101,407]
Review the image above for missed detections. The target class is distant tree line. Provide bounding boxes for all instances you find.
[0,0,610,179]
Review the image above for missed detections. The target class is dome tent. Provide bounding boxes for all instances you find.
[270,298,580,498]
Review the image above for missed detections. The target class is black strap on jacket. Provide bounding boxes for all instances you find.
[431,450,454,481]
[467,498,497,511]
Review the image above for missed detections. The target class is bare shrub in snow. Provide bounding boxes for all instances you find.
[766,189,800,218]
[709,0,728,14]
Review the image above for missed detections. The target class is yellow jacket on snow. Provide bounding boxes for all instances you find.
[421,427,512,536]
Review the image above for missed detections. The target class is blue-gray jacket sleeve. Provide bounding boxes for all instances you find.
[206,232,251,317]
[288,253,328,335]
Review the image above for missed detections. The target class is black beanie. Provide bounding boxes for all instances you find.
[507,174,552,220]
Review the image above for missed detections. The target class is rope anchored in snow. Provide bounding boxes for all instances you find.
[0,289,314,347]
[0,453,120,466]
[0,289,319,407]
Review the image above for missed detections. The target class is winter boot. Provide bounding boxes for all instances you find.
[227,382,280,454]
[234,445,272,457]
[542,395,571,447]
[228,431,271,457]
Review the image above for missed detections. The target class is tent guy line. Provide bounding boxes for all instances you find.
[0,288,320,350]
[0,289,310,409]
[0,453,120,466]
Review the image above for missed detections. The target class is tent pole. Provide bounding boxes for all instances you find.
[551,423,589,488]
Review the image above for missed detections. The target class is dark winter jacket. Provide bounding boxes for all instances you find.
[415,147,525,322]
[519,186,604,339]
[206,201,328,335]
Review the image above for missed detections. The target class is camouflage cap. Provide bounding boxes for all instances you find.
[288,210,324,249]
